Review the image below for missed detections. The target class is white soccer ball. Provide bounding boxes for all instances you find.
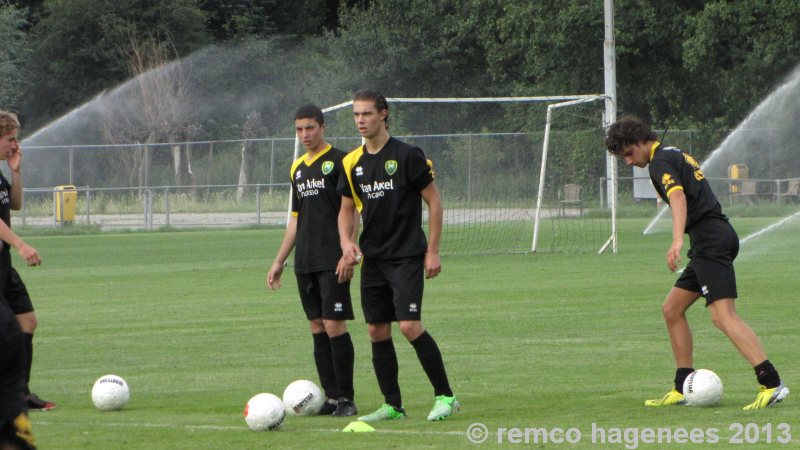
[244,393,285,431]
[683,369,723,406]
[91,374,130,411]
[282,380,324,416]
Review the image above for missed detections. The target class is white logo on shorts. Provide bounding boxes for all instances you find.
[334,302,343,312]
[701,285,709,295]
[409,303,418,313]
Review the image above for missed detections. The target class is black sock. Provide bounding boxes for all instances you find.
[330,332,355,400]
[312,332,336,399]
[23,333,33,396]
[674,367,694,394]
[372,338,401,408]
[410,331,453,397]
[754,360,781,389]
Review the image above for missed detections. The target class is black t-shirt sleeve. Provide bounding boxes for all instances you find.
[649,152,682,201]
[407,146,434,191]
[336,164,353,198]
[290,172,299,213]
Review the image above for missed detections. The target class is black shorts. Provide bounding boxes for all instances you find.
[360,256,424,323]
[675,218,739,305]
[1,301,26,426]
[295,271,354,321]
[1,268,33,315]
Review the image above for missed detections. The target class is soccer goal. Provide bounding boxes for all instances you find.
[318,96,610,256]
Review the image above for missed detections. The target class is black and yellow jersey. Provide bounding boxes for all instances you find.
[0,173,11,255]
[648,142,727,231]
[337,137,434,260]
[290,144,346,274]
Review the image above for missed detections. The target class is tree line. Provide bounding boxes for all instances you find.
[1,0,799,163]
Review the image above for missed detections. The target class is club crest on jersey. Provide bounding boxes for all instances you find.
[661,173,675,191]
[322,161,334,175]
[385,160,398,176]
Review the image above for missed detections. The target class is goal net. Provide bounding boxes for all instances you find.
[320,96,610,256]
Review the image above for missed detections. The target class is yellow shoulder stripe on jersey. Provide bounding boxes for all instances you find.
[290,156,304,180]
[649,141,661,162]
[304,143,332,166]
[342,146,365,213]
[289,144,333,179]
[666,185,683,197]
[427,159,436,179]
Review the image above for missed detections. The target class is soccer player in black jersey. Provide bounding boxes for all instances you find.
[337,89,459,422]
[605,117,789,410]
[267,105,358,416]
[1,300,36,449]
[0,111,54,413]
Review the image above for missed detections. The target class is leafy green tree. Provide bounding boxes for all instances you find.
[683,0,800,125]
[199,0,330,41]
[0,4,32,110]
[21,0,209,131]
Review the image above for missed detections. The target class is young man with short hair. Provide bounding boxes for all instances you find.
[605,116,789,410]
[0,110,54,413]
[338,89,459,421]
[267,104,358,416]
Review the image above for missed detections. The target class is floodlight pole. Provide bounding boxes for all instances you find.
[603,0,618,254]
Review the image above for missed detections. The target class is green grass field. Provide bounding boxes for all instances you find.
[19,217,800,449]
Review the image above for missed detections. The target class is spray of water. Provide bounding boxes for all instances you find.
[643,63,800,236]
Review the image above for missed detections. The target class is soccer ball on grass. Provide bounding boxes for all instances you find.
[282,379,324,416]
[244,393,285,431]
[683,369,723,406]
[91,374,130,411]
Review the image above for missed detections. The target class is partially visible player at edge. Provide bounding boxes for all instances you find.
[267,105,359,416]
[0,111,55,413]
[605,116,789,410]
[1,301,36,449]
[337,89,459,422]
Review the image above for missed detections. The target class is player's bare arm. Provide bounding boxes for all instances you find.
[267,215,297,290]
[335,209,361,284]
[338,196,362,268]
[666,189,687,272]
[0,220,40,266]
[8,144,23,210]
[421,181,442,279]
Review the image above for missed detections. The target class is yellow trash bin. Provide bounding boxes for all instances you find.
[54,185,77,223]
[728,164,749,194]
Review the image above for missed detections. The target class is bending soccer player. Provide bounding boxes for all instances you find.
[267,105,358,416]
[338,89,459,422]
[605,117,789,410]
[0,111,54,412]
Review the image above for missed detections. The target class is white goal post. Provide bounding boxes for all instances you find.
[316,95,611,255]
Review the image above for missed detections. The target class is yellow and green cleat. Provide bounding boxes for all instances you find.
[743,384,789,410]
[644,389,686,406]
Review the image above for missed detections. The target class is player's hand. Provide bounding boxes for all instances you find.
[424,251,441,279]
[267,262,284,290]
[7,146,21,173]
[341,240,363,266]
[335,256,355,284]
[666,239,683,272]
[17,243,41,266]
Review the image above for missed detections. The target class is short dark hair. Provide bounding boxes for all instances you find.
[294,104,324,125]
[353,88,389,127]
[604,116,658,155]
